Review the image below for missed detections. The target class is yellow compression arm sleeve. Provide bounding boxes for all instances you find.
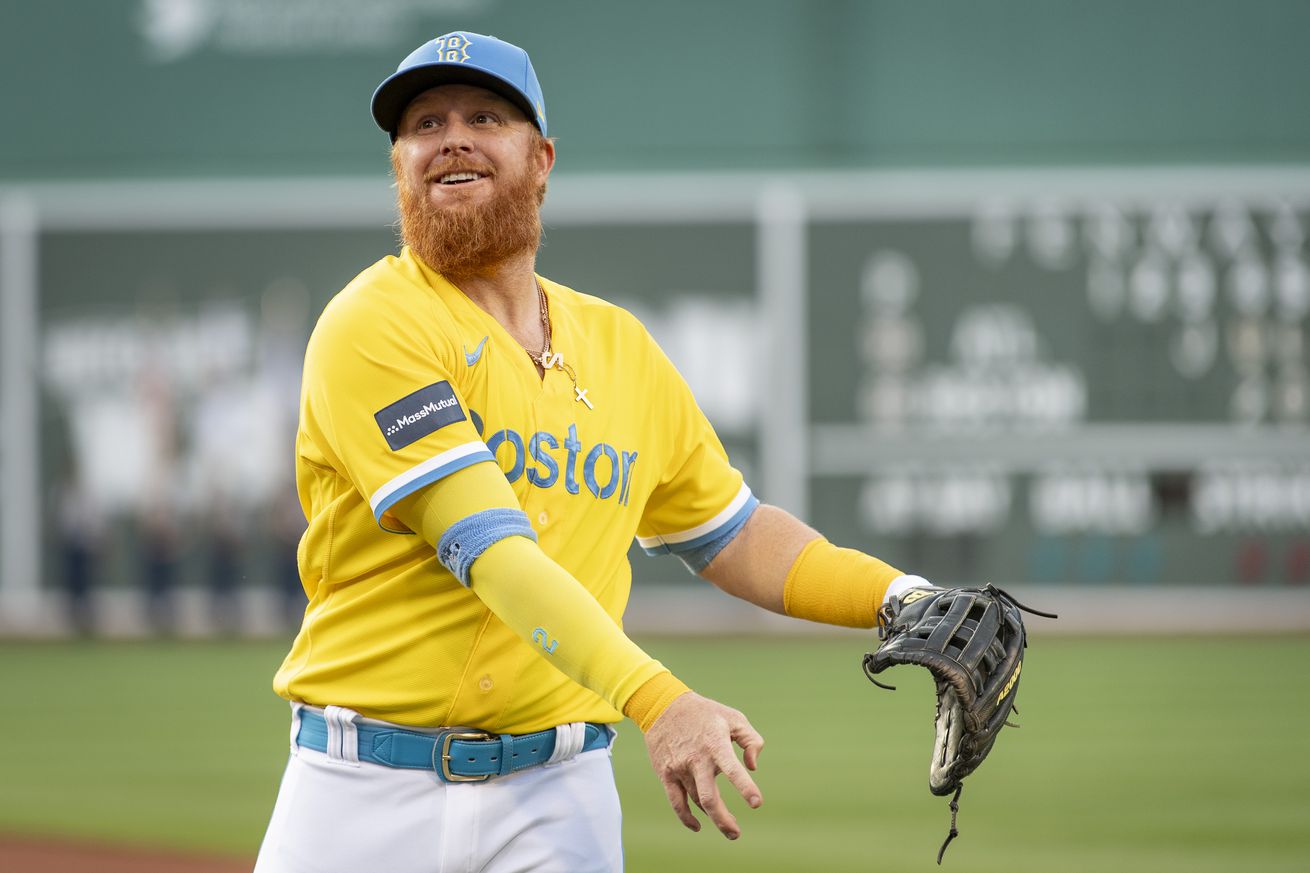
[472,538,689,730]
[396,464,690,730]
[781,537,905,628]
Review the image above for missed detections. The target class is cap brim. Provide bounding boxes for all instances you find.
[371,65,539,138]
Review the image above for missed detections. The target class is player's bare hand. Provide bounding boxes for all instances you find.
[641,692,764,840]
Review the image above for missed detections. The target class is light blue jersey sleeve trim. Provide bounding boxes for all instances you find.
[638,486,759,557]
[437,508,538,587]
[370,441,497,533]
[673,498,759,574]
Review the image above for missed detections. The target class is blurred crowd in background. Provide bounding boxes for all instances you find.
[45,285,311,636]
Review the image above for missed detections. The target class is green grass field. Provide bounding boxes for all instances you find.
[1,635,1306,872]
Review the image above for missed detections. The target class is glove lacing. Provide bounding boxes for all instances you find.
[984,584,1060,622]
[937,784,963,864]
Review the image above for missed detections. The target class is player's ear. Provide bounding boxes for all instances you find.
[534,135,556,180]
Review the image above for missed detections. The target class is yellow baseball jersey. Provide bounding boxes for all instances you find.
[273,247,755,733]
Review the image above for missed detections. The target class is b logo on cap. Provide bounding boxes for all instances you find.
[434,34,471,63]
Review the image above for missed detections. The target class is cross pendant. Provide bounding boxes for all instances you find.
[574,386,594,409]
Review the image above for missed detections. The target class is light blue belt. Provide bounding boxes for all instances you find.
[296,709,611,783]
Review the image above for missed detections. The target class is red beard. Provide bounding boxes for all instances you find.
[392,148,546,279]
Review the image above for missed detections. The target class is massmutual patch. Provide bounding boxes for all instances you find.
[374,381,466,450]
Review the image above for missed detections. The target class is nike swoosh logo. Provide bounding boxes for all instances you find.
[464,336,489,367]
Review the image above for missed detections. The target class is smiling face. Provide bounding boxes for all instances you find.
[391,84,556,278]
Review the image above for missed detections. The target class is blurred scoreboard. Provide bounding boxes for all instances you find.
[805,194,1309,587]
[13,170,1310,591]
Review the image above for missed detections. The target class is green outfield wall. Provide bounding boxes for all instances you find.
[2,3,1308,631]
[2,0,1309,181]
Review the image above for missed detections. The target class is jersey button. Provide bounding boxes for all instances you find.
[537,511,549,526]
[478,675,494,693]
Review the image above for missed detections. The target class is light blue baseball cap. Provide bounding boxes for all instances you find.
[371,31,547,139]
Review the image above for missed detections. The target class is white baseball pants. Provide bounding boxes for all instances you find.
[254,706,623,873]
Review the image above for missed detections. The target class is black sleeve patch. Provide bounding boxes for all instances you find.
[374,381,467,451]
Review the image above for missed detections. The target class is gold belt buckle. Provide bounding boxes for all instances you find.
[438,730,495,782]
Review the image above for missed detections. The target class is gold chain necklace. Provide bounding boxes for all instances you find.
[524,280,553,368]
[524,280,594,410]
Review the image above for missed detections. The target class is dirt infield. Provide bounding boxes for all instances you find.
[0,837,252,872]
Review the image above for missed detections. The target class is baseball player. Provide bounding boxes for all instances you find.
[255,31,929,873]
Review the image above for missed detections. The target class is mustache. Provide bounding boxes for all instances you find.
[422,163,495,185]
